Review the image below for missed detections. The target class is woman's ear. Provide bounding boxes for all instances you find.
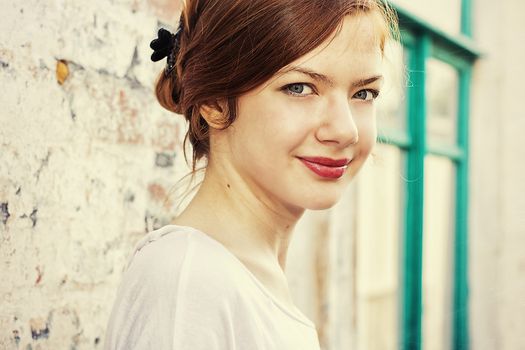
[199,100,229,130]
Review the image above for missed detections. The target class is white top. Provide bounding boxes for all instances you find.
[104,224,321,350]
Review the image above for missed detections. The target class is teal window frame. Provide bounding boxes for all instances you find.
[380,2,480,349]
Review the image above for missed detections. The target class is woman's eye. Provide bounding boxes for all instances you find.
[353,89,380,101]
[283,83,315,96]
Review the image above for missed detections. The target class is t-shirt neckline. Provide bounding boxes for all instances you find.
[164,224,316,329]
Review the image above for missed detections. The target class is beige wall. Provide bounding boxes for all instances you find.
[470,0,525,349]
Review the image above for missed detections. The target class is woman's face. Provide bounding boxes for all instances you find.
[212,13,384,212]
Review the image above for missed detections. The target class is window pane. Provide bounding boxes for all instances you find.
[426,59,459,146]
[391,0,462,35]
[355,144,405,350]
[422,156,456,350]
[377,41,408,136]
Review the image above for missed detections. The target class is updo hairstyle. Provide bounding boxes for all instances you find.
[155,0,398,174]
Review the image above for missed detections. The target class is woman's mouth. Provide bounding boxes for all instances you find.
[298,157,351,179]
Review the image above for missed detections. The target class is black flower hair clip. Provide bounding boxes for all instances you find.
[150,21,183,77]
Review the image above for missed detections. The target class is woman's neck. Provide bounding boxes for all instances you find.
[172,164,305,271]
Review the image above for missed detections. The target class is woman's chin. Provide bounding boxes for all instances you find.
[301,193,343,211]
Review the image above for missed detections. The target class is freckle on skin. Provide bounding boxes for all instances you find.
[227,184,231,189]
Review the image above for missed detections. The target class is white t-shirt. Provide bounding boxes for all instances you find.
[104,224,321,350]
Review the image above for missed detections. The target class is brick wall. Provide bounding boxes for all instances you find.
[0,0,189,348]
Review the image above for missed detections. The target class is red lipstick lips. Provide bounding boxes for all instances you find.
[298,157,351,179]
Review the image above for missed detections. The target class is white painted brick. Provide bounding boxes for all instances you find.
[1,0,187,347]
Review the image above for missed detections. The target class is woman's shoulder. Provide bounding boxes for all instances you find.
[105,225,246,349]
[122,224,245,296]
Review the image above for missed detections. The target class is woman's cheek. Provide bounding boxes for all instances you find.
[356,106,377,134]
[269,100,322,137]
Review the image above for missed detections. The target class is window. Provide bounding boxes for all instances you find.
[355,1,479,349]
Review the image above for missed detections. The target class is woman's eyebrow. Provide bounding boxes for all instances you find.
[281,66,383,88]
[352,75,384,88]
[281,67,335,87]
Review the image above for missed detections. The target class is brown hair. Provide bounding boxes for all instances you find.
[156,0,398,176]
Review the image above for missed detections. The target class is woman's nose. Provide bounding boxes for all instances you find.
[315,96,359,147]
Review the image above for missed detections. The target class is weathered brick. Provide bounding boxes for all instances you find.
[0,0,188,348]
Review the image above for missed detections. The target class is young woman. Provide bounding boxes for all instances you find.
[105,0,398,349]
